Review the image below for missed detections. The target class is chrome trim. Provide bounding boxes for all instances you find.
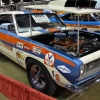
[79,59,100,80]
[80,65,85,76]
[66,75,100,92]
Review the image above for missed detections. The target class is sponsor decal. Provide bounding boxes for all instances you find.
[0,42,13,51]
[44,53,54,67]
[16,50,24,65]
[23,44,31,51]
[54,73,60,81]
[16,42,23,49]
[16,52,24,60]
[33,46,41,55]
[52,71,60,81]
[57,65,71,73]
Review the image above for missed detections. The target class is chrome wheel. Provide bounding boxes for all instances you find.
[27,58,56,95]
[30,65,46,89]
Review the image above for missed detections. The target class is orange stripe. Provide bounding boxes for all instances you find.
[66,24,100,28]
[0,32,75,67]
[32,10,43,13]
[41,49,75,67]
[56,54,75,67]
[57,11,65,15]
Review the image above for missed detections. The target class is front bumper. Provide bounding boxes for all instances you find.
[66,74,100,92]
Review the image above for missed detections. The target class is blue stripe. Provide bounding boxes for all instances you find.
[55,58,83,84]
[0,28,84,84]
[63,20,100,25]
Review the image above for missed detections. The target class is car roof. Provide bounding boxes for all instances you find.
[0,11,29,15]
[48,0,97,8]
[24,0,100,15]
[0,10,52,15]
[24,5,100,14]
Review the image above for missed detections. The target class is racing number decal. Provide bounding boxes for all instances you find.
[33,46,41,55]
[44,53,54,67]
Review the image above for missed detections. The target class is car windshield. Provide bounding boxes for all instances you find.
[15,13,65,33]
[93,13,100,21]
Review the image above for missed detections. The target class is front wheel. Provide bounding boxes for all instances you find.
[26,58,56,95]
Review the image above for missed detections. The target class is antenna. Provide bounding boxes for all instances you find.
[73,0,78,30]
[75,0,78,7]
[87,0,92,21]
[89,0,91,8]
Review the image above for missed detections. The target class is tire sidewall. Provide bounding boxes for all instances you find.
[26,58,56,95]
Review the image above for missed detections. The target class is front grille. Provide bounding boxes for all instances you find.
[79,59,100,80]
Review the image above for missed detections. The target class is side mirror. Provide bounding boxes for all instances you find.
[8,24,15,32]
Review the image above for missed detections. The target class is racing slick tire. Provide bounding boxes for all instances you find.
[26,58,56,95]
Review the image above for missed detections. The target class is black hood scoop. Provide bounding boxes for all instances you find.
[64,0,97,7]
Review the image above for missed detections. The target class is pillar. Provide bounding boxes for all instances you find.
[0,0,2,6]
[20,0,23,2]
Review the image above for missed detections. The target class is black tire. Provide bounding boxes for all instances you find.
[26,58,56,95]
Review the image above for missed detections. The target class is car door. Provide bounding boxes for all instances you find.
[0,14,18,62]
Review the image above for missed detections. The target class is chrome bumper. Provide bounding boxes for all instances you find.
[66,75,100,92]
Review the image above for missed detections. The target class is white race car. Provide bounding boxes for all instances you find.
[0,2,100,95]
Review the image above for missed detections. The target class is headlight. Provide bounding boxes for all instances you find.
[80,65,85,76]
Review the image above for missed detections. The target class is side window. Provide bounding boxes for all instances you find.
[61,13,96,22]
[0,14,15,32]
[61,13,81,21]
[93,13,100,21]
[16,14,30,28]
[81,14,95,21]
[61,13,74,21]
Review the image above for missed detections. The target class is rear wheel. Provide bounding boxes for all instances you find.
[26,58,56,95]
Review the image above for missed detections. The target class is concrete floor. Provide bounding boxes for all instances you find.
[0,54,100,100]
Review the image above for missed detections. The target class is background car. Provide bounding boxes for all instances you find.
[59,12,100,32]
[49,0,100,32]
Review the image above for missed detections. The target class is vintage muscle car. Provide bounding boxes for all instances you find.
[59,12,100,32]
[0,4,100,95]
[49,0,100,32]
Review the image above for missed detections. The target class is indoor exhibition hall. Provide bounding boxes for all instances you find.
[0,0,100,100]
